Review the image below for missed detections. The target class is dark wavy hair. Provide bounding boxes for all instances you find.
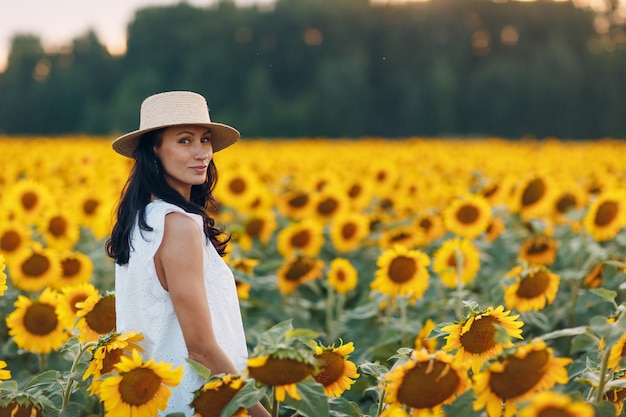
[105,128,229,265]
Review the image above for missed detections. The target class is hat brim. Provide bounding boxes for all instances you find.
[112,122,240,158]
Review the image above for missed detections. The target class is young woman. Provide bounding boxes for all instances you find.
[106,91,270,416]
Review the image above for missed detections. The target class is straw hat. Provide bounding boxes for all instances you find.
[112,91,240,158]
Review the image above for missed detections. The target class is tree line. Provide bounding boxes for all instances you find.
[1,0,625,139]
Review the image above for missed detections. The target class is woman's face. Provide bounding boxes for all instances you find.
[153,124,213,199]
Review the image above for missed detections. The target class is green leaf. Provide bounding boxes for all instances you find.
[22,370,60,390]
[328,397,362,417]
[589,288,617,304]
[220,381,268,417]
[538,326,588,341]
[185,358,212,380]
[165,413,186,417]
[58,404,82,417]
[0,380,18,392]
[258,319,294,347]
[283,378,330,417]
[594,400,621,417]
[358,362,388,377]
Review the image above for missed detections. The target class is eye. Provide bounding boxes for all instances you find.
[178,137,191,144]
[201,137,211,143]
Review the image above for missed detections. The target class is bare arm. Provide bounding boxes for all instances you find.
[155,213,270,417]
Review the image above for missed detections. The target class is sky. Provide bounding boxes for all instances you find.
[0,0,620,71]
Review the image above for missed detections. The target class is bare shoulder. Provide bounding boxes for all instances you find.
[163,212,202,240]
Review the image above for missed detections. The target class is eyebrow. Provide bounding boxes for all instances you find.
[175,129,212,136]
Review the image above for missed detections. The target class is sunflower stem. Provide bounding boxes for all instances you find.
[61,341,96,409]
[454,248,465,320]
[400,297,409,347]
[37,353,48,371]
[376,382,387,417]
[594,346,612,404]
[326,285,335,342]
[271,388,280,417]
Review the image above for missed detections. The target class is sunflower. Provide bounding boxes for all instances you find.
[216,168,263,211]
[83,330,144,395]
[551,182,588,225]
[237,211,277,251]
[517,391,594,417]
[608,332,626,369]
[36,206,81,251]
[518,236,557,266]
[343,177,373,211]
[191,374,248,417]
[98,349,184,417]
[6,287,70,354]
[0,254,7,296]
[432,237,481,288]
[473,340,572,417]
[504,266,560,312]
[485,216,506,242]
[75,293,117,343]
[412,212,446,246]
[276,256,324,294]
[4,178,54,223]
[56,283,100,329]
[414,319,438,354]
[276,219,325,258]
[583,262,604,289]
[441,305,524,373]
[582,190,626,242]
[312,340,359,397]
[370,245,430,300]
[8,242,61,292]
[0,221,32,262]
[310,187,348,224]
[327,258,358,294]
[277,190,313,220]
[510,174,556,220]
[0,400,44,417]
[604,369,626,414]
[379,225,421,250]
[382,350,471,415]
[246,354,314,401]
[51,250,94,289]
[0,360,10,382]
[72,188,112,239]
[443,194,492,239]
[329,212,371,253]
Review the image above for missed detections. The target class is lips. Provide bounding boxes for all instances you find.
[190,166,207,174]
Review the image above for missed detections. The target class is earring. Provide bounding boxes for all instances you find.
[153,159,160,174]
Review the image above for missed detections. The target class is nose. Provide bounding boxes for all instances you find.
[194,142,212,160]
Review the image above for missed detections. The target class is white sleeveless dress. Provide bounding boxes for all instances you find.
[115,200,248,415]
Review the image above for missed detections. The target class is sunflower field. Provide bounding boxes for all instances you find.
[2,136,626,417]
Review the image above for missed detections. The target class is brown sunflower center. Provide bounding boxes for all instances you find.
[229,178,246,195]
[288,193,309,209]
[317,197,339,216]
[85,296,116,334]
[459,315,497,354]
[388,256,417,284]
[285,258,315,282]
[348,184,362,199]
[341,222,357,240]
[525,240,549,255]
[192,383,241,417]
[21,191,39,211]
[489,349,550,400]
[456,204,479,224]
[49,216,68,237]
[0,403,43,417]
[555,193,576,214]
[290,230,311,248]
[24,302,58,336]
[595,201,618,227]
[1,230,21,252]
[521,178,546,207]
[21,253,51,278]
[61,258,81,278]
[335,270,347,283]
[83,199,99,215]
[516,271,551,299]
[396,360,460,409]
[101,348,124,374]
[482,184,499,198]
[70,294,88,314]
[119,367,162,406]
[314,351,345,386]
[245,218,263,238]
[418,218,432,232]
[248,357,312,386]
